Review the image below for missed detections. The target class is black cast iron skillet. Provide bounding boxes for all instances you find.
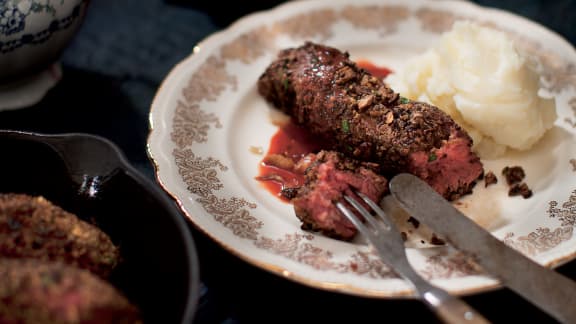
[0,129,200,324]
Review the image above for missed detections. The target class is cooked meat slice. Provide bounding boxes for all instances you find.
[0,193,120,278]
[291,150,388,241]
[257,41,484,200]
[0,258,142,324]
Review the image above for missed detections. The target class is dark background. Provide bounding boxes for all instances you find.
[1,1,575,323]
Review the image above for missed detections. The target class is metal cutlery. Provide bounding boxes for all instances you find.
[336,190,490,324]
[389,173,576,323]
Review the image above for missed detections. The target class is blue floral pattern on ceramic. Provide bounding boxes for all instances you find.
[0,0,84,54]
[0,0,58,36]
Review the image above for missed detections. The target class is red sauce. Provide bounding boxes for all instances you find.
[356,59,393,79]
[256,120,323,202]
[256,60,392,201]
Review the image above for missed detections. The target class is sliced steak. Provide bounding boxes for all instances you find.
[291,150,388,241]
[258,41,484,200]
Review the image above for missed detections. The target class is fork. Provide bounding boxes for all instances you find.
[336,191,490,324]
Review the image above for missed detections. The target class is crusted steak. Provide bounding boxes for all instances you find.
[291,150,388,240]
[0,193,120,278]
[0,258,142,324]
[258,42,484,200]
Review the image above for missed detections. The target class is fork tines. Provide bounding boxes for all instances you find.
[336,191,400,244]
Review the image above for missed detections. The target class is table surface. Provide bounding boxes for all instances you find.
[1,0,575,323]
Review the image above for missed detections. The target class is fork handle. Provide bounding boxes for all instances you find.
[422,289,491,324]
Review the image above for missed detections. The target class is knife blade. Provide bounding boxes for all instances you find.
[389,173,576,324]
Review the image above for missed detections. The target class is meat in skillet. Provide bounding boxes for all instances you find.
[0,193,120,278]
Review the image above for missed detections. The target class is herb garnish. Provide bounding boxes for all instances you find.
[341,119,350,133]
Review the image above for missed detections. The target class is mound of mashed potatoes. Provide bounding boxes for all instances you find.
[387,20,557,158]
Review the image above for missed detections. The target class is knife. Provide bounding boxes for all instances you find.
[389,173,576,324]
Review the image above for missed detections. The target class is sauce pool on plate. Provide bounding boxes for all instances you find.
[256,120,322,202]
[356,59,393,79]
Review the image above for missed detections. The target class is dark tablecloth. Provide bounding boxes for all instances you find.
[1,0,575,323]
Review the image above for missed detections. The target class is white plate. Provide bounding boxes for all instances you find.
[148,0,576,297]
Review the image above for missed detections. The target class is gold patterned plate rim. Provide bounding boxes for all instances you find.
[147,0,576,298]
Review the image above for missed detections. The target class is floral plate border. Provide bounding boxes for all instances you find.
[148,0,576,297]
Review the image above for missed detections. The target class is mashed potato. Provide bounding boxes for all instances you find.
[387,21,557,158]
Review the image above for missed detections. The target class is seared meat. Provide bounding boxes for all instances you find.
[0,193,120,278]
[0,258,141,324]
[484,171,498,187]
[502,166,525,185]
[291,150,388,240]
[502,166,533,198]
[509,182,533,199]
[258,41,484,200]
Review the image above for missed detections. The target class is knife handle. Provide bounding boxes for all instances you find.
[423,289,491,324]
[434,297,490,324]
